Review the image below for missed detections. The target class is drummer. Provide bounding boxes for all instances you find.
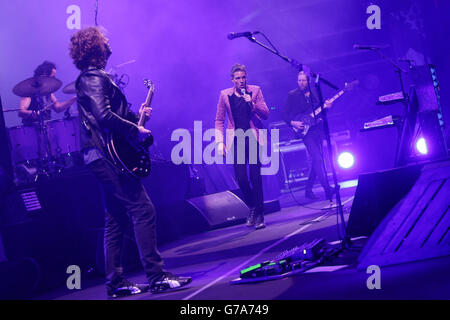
[18,61,76,126]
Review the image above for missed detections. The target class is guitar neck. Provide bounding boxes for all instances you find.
[309,89,345,118]
[138,87,154,127]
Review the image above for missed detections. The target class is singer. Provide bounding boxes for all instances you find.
[215,63,270,229]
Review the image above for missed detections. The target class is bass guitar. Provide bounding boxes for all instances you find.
[292,80,358,138]
[106,79,154,178]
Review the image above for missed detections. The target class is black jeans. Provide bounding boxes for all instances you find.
[303,131,331,197]
[231,136,264,215]
[87,158,163,285]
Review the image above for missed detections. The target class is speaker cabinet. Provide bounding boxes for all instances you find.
[358,159,450,269]
[186,191,250,229]
[346,164,422,237]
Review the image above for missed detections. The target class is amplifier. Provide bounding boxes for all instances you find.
[273,130,350,190]
[269,121,298,143]
[275,141,310,190]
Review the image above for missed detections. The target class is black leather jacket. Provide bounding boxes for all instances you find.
[75,67,139,156]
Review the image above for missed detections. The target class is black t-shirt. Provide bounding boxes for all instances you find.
[229,91,252,131]
[22,94,52,126]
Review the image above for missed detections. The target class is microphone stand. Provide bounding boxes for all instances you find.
[312,73,350,247]
[243,34,349,247]
[244,35,339,90]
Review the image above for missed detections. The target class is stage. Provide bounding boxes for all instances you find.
[28,179,449,301]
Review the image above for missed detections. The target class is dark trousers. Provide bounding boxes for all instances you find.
[87,158,163,285]
[231,136,264,215]
[303,131,331,196]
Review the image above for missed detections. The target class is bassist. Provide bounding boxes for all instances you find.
[283,71,334,201]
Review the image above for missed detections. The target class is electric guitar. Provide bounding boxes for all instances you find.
[292,80,359,138]
[106,79,154,178]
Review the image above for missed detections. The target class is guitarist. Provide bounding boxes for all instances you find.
[69,26,191,298]
[283,71,334,201]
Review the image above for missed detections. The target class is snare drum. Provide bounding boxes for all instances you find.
[8,125,40,163]
[47,117,81,155]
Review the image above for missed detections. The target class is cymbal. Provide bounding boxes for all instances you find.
[12,76,62,97]
[62,81,76,94]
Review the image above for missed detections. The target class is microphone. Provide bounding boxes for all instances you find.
[227,31,259,40]
[353,44,381,51]
[241,89,253,108]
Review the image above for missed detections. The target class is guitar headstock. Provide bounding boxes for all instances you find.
[344,80,359,92]
[143,79,155,108]
[144,79,154,92]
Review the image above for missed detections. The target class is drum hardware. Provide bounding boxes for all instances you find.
[62,81,77,119]
[11,76,78,182]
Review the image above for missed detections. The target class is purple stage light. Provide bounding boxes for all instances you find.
[415,137,428,155]
[337,152,355,169]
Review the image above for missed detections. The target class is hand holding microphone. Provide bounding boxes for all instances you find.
[240,88,252,103]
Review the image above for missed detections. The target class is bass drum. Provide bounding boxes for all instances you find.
[47,117,81,156]
[8,125,40,163]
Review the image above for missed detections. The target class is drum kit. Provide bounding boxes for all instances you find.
[5,76,81,183]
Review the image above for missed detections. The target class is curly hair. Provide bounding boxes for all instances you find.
[69,27,110,71]
[34,61,56,77]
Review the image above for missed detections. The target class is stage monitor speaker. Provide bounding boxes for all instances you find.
[186,190,250,229]
[346,164,423,237]
[230,188,281,215]
[358,159,450,269]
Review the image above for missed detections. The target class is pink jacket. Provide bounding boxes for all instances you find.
[215,85,270,150]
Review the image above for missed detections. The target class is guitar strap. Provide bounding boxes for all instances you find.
[307,88,320,126]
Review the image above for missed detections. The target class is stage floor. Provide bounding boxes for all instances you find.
[35,181,450,300]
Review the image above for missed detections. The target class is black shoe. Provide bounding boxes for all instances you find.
[150,272,192,293]
[246,208,256,227]
[305,190,318,200]
[107,278,150,298]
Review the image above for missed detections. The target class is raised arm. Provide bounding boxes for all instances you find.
[50,94,77,113]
